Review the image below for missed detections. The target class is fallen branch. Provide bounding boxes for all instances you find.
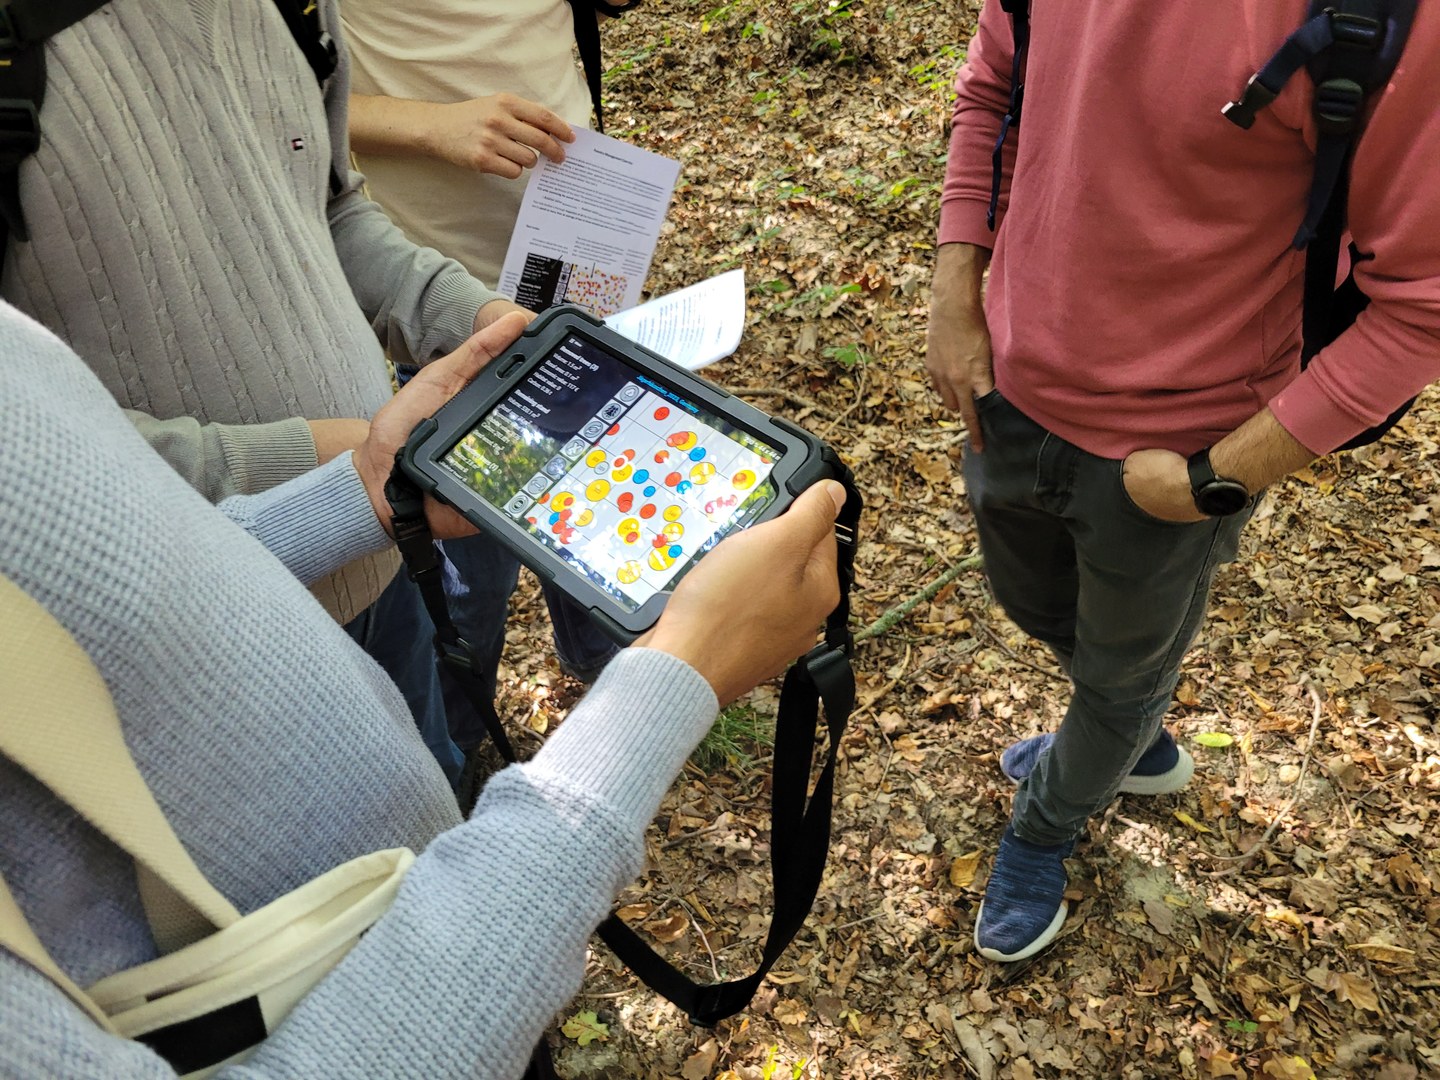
[855,554,982,644]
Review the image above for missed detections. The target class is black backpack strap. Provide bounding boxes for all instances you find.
[986,0,1029,231]
[386,451,862,1028]
[1222,0,1418,449]
[0,0,109,260]
[566,0,606,134]
[565,0,640,134]
[1223,0,1413,248]
[384,470,522,763]
[268,0,337,89]
[595,461,861,1026]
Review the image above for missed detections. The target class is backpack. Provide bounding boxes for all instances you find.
[0,0,338,269]
[986,0,1420,451]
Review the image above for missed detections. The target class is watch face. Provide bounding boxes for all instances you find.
[1197,480,1249,516]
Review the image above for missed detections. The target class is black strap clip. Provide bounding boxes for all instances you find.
[437,637,477,677]
[0,5,19,50]
[1314,76,1365,135]
[0,99,39,158]
[1222,72,1278,130]
[1328,10,1382,50]
[803,640,852,689]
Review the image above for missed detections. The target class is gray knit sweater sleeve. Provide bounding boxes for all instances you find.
[320,0,503,366]
[0,304,720,1079]
[124,411,319,501]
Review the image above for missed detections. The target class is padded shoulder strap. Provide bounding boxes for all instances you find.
[0,576,241,939]
[0,870,116,1030]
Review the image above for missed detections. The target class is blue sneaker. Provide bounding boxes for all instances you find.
[1000,728,1194,796]
[974,825,1072,962]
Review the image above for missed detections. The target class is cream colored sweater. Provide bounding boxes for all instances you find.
[2,0,501,620]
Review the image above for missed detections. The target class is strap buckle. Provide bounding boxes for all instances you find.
[1328,10,1381,50]
[1221,72,1276,130]
[316,31,337,81]
[0,6,20,50]
[437,637,476,677]
[803,640,852,685]
[1314,76,1364,136]
[0,99,39,158]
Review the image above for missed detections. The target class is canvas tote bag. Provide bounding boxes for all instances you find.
[0,574,414,1076]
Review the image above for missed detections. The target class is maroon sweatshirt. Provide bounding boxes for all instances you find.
[939,0,1440,457]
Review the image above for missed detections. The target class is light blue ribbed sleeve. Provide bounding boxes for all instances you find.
[215,453,391,587]
[0,304,722,1080]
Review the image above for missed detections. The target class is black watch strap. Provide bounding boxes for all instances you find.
[1186,449,1249,517]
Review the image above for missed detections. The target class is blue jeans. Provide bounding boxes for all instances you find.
[344,570,465,785]
[436,533,619,750]
[963,391,1252,846]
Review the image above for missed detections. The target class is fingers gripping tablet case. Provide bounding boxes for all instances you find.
[399,306,843,643]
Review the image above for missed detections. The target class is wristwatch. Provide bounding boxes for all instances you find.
[1186,449,1249,517]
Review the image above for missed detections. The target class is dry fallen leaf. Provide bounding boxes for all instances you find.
[1191,973,1221,1015]
[1334,972,1382,1014]
[1173,809,1212,834]
[1262,1054,1317,1080]
[645,914,689,943]
[681,1038,720,1080]
[1194,731,1234,749]
[949,850,982,889]
[560,1010,610,1046]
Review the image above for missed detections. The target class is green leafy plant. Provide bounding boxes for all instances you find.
[823,342,871,368]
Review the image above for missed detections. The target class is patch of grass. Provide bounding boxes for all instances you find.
[692,702,774,772]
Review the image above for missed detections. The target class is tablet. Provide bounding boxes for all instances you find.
[398,306,842,641]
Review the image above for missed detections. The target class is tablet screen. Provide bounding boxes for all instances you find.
[439,333,781,611]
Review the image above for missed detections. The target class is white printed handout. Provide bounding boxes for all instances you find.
[498,127,682,318]
[603,269,746,372]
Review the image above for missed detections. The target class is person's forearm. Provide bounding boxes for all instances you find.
[308,418,370,465]
[328,182,500,365]
[933,242,992,313]
[349,94,447,160]
[244,649,717,1080]
[1209,407,1317,495]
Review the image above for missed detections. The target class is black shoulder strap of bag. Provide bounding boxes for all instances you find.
[1222,0,1418,449]
[386,450,861,1031]
[0,0,340,274]
[986,0,1029,231]
[0,0,109,258]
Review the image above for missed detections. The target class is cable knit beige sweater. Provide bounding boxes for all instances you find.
[1,0,500,621]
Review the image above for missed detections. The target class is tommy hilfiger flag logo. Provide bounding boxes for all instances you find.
[290,137,306,151]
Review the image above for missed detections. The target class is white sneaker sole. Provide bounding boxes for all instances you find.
[974,899,1069,963]
[1006,745,1196,796]
[1116,745,1195,795]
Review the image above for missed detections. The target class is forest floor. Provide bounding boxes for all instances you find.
[494,2,1440,1077]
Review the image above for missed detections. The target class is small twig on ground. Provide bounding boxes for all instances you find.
[724,385,838,420]
[852,642,911,723]
[678,899,722,982]
[855,554,982,643]
[660,822,725,851]
[975,619,1069,684]
[1207,684,1325,872]
[818,364,867,440]
[829,911,886,934]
